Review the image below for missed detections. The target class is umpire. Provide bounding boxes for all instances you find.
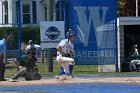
[0,34,13,81]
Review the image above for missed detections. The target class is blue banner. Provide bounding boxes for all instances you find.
[69,0,117,65]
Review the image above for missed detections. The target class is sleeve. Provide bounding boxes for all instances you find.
[0,44,3,56]
[57,39,66,47]
[34,44,41,51]
[71,44,74,52]
[0,41,6,56]
[34,44,41,48]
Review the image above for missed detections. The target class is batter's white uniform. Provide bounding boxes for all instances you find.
[56,39,75,74]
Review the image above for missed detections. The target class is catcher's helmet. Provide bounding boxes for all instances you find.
[66,29,76,38]
[28,40,33,45]
[134,44,138,48]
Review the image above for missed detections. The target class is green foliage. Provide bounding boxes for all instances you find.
[21,26,40,44]
[0,26,40,44]
[117,0,136,16]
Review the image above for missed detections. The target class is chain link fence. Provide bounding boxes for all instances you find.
[0,27,114,79]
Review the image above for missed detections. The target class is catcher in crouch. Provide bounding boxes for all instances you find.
[10,50,41,81]
[56,29,76,78]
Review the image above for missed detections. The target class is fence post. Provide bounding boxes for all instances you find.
[41,48,44,63]
[4,52,7,63]
[46,0,54,72]
[47,49,53,72]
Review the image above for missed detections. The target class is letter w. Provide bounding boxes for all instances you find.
[74,6,108,47]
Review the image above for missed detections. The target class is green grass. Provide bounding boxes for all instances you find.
[23,91,48,93]
[73,65,98,74]
[4,62,98,78]
[5,63,17,78]
[5,62,140,78]
[23,92,48,93]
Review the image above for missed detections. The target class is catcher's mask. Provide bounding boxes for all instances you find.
[28,40,33,46]
[134,44,138,49]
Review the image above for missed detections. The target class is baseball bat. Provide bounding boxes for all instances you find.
[67,29,71,42]
[65,29,72,57]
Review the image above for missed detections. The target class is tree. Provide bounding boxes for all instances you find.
[117,0,136,16]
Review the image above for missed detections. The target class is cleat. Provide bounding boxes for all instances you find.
[9,78,18,82]
[69,75,73,79]
[55,75,59,80]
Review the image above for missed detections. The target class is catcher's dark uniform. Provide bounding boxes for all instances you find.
[12,54,41,80]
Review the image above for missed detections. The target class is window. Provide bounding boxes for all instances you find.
[32,1,37,23]
[55,1,64,21]
[4,1,8,24]
[2,1,8,24]
[16,1,37,24]
[22,4,30,24]
[16,1,18,23]
[139,1,140,16]
[45,7,47,21]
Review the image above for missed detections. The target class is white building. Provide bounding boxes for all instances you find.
[0,0,64,27]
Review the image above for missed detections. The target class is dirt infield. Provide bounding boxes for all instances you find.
[1,76,140,86]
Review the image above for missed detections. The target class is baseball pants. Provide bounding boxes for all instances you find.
[57,65,73,76]
[0,57,5,81]
[56,56,74,74]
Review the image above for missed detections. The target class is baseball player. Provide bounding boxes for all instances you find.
[0,34,13,81]
[56,29,76,78]
[10,50,41,81]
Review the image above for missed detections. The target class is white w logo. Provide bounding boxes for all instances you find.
[74,6,108,47]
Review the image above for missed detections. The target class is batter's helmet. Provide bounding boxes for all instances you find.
[66,29,76,38]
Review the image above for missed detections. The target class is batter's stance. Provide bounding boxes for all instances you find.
[56,29,76,77]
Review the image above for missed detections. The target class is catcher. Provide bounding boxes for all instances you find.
[56,29,76,78]
[10,50,41,81]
